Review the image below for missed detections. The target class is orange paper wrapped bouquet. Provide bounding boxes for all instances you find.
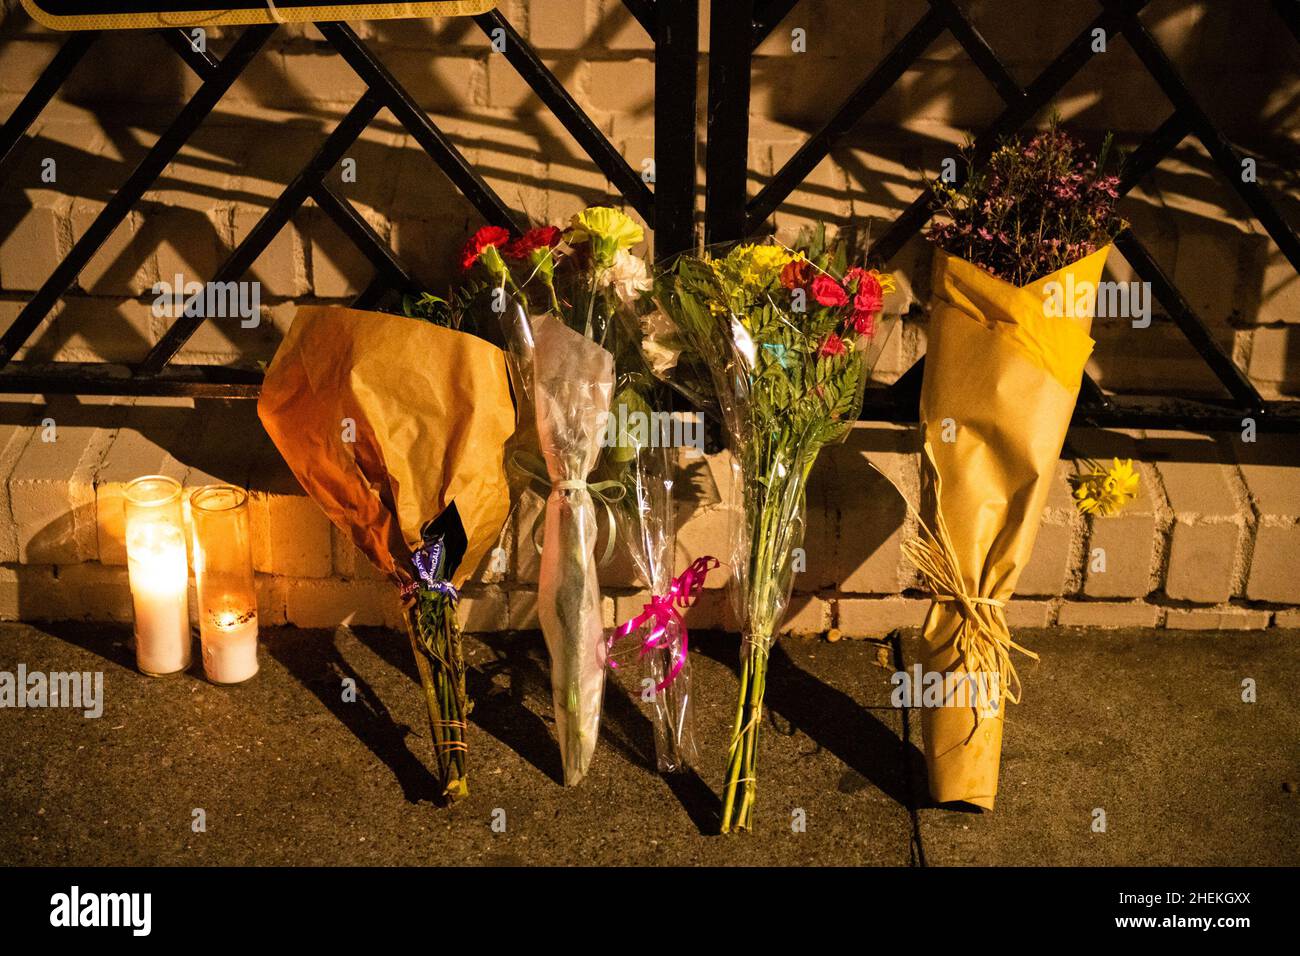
[258,304,515,801]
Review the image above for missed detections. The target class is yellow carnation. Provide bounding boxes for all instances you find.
[565,206,644,265]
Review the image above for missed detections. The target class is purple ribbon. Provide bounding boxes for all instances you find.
[608,556,720,691]
[401,537,460,602]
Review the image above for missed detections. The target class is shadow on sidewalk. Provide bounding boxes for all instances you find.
[601,673,722,836]
[351,626,566,787]
[36,620,140,673]
[693,635,920,810]
[266,627,438,806]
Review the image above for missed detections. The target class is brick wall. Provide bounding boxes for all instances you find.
[2,398,1299,633]
[0,1,1298,630]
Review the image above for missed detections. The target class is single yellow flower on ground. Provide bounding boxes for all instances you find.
[1071,458,1140,516]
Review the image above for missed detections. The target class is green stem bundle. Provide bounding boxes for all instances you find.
[405,589,471,802]
[721,637,770,832]
[719,453,812,833]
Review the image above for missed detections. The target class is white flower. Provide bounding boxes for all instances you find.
[640,309,681,375]
[598,249,653,302]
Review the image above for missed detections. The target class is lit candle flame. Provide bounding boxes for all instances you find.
[209,606,256,631]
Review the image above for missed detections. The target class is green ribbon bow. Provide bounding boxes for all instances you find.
[509,450,626,565]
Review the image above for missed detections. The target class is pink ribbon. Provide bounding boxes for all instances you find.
[609,556,720,691]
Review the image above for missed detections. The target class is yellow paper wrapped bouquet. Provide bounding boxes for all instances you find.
[913,121,1128,809]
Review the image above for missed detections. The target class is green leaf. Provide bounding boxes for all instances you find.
[608,385,654,462]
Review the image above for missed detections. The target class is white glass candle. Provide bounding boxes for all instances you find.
[200,603,259,684]
[124,476,192,676]
[191,485,259,685]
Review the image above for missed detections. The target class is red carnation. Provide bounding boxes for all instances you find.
[505,225,562,261]
[851,311,876,336]
[811,274,848,308]
[819,333,847,358]
[460,225,511,271]
[853,272,884,315]
[780,258,811,289]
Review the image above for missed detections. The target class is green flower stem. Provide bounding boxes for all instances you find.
[721,641,771,832]
[720,445,813,833]
[721,646,751,830]
[405,590,470,803]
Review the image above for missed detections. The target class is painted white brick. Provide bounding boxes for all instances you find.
[9,399,121,564]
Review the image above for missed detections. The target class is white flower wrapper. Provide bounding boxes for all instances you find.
[531,314,616,786]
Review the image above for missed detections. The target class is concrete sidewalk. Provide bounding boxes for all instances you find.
[0,623,1295,866]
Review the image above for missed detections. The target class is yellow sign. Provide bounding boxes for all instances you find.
[22,2,495,31]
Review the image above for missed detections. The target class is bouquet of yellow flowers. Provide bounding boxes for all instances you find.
[652,228,897,831]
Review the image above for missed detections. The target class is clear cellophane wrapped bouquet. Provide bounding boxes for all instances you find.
[603,374,717,774]
[651,228,897,830]
[457,207,662,786]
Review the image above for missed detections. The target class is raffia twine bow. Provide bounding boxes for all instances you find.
[608,555,720,690]
[873,440,1038,716]
[509,450,626,565]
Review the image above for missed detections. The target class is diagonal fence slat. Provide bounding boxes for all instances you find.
[935,12,1283,426]
[321,21,522,233]
[927,0,1025,105]
[726,0,1141,417]
[351,274,393,312]
[0,31,97,177]
[161,24,219,71]
[1110,112,1263,409]
[1111,2,1300,273]
[1117,112,1190,193]
[927,1,1268,413]
[751,0,801,49]
[164,27,415,298]
[744,6,946,232]
[310,183,417,292]
[868,2,1150,263]
[871,106,1267,424]
[138,89,385,376]
[0,0,1293,430]
[472,9,654,225]
[621,0,657,38]
[933,6,1171,411]
[0,10,696,395]
[1113,230,1264,412]
[707,0,1299,430]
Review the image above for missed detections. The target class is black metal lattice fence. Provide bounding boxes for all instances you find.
[0,4,699,397]
[1,0,1298,434]
[706,0,1300,432]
